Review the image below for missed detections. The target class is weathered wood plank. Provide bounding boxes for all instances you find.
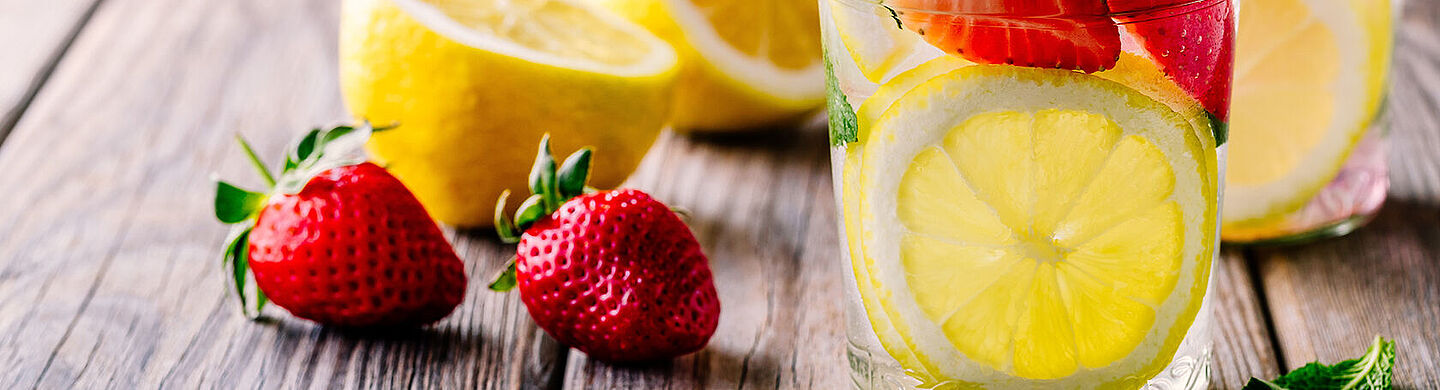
[1251,0,1440,387]
[0,0,563,388]
[560,125,849,389]
[0,0,101,138]
[1209,250,1283,389]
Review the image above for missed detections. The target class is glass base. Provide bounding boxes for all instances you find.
[846,343,1211,390]
[1225,210,1380,247]
[1223,119,1389,246]
[846,295,1216,390]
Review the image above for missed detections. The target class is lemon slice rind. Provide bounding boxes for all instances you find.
[856,65,1213,387]
[392,0,677,78]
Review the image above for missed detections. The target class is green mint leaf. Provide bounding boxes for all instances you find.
[214,181,268,223]
[556,148,593,200]
[1244,378,1285,390]
[1246,336,1395,390]
[1206,111,1228,147]
[487,258,518,292]
[825,57,859,146]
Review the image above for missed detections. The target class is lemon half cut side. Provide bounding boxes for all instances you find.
[340,0,679,226]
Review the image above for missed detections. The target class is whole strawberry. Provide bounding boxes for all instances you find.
[214,124,467,327]
[491,136,720,362]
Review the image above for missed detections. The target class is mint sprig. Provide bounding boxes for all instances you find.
[824,57,859,146]
[1244,336,1395,390]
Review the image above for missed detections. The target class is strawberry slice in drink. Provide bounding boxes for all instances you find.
[889,0,1120,73]
[1112,0,1235,121]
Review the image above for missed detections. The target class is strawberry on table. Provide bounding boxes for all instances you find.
[490,136,720,362]
[1111,0,1235,121]
[888,0,1121,72]
[213,124,467,327]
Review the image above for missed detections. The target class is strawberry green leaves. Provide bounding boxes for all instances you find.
[487,258,519,292]
[492,135,594,291]
[214,123,386,320]
[215,182,268,224]
[1245,336,1396,390]
[221,227,267,318]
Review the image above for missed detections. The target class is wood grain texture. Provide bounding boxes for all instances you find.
[0,0,101,137]
[1209,250,1282,389]
[1251,0,1440,387]
[561,126,849,389]
[0,0,562,388]
[0,0,1437,387]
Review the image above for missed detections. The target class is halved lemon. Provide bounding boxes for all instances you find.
[339,0,678,226]
[850,65,1215,387]
[1222,0,1392,238]
[595,0,826,130]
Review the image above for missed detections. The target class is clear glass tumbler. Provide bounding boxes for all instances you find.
[821,0,1232,388]
[1219,0,1395,244]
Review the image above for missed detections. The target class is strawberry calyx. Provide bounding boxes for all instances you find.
[490,134,594,292]
[212,122,392,318]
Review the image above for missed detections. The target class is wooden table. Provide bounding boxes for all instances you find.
[0,0,1436,388]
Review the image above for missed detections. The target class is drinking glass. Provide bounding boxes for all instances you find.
[1220,0,1396,244]
[821,0,1233,387]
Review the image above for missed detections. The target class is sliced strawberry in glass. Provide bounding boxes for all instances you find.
[890,0,1120,73]
[1112,0,1235,121]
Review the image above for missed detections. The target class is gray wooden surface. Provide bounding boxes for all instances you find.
[0,0,1434,388]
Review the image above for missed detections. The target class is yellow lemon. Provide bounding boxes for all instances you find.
[1222,0,1392,239]
[849,65,1214,387]
[340,0,678,226]
[594,0,826,131]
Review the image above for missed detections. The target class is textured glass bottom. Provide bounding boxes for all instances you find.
[845,272,1217,390]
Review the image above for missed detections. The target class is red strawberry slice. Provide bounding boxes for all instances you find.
[890,0,1120,72]
[1112,0,1235,121]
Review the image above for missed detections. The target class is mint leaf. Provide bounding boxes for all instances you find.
[1206,110,1229,147]
[824,57,859,146]
[1244,336,1395,390]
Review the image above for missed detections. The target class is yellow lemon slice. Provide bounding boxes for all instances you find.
[339,0,678,226]
[1222,0,1392,238]
[827,0,943,83]
[595,0,826,130]
[853,65,1214,387]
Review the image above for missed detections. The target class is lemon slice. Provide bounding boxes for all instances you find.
[595,0,826,130]
[1222,0,1392,236]
[853,65,1214,386]
[339,0,677,226]
[839,57,971,387]
[828,0,943,83]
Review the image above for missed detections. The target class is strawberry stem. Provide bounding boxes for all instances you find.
[236,134,276,188]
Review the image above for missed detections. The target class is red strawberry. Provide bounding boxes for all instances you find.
[890,0,1120,72]
[214,124,467,327]
[1111,0,1235,121]
[490,136,719,362]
